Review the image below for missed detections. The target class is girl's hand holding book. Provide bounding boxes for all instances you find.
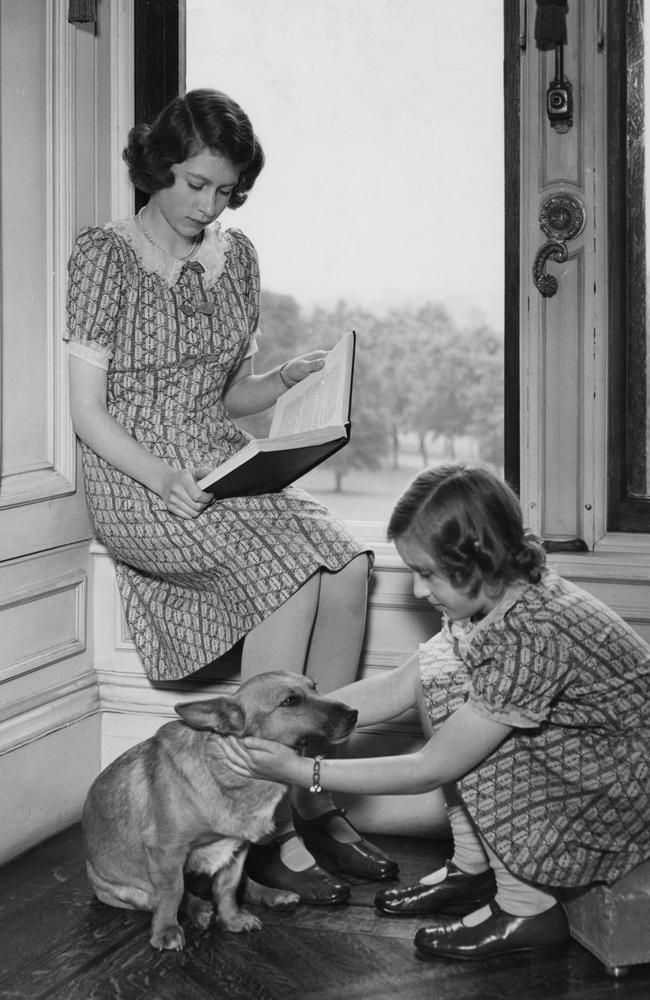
[159,467,213,519]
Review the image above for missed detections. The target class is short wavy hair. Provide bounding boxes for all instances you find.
[122,88,265,207]
[387,463,546,596]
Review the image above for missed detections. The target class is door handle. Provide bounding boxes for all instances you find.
[533,240,568,297]
[533,193,585,298]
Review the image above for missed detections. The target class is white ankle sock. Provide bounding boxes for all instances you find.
[447,804,490,875]
[494,885,557,917]
[276,828,314,872]
[480,835,557,917]
[419,865,449,886]
[462,903,493,927]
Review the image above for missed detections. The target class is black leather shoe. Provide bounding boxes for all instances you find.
[414,900,570,961]
[245,838,350,906]
[293,808,399,881]
[374,861,495,916]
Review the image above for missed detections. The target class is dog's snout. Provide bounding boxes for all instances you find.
[324,704,358,744]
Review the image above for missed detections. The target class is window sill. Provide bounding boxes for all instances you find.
[548,533,650,581]
[347,522,650,582]
[93,525,650,581]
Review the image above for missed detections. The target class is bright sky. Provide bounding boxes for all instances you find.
[186,0,504,330]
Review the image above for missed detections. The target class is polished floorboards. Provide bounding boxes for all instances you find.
[1,824,650,1000]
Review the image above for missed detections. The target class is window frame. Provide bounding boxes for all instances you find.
[135,0,520,513]
[607,0,650,532]
[504,0,521,495]
[133,0,182,214]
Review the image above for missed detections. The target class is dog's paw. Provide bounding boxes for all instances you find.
[243,876,300,911]
[257,886,301,911]
[263,887,301,911]
[184,895,214,931]
[151,924,186,951]
[221,909,263,933]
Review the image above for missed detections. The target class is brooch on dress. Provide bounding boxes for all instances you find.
[180,261,217,317]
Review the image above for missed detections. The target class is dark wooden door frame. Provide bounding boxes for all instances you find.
[133,0,182,212]
[503,0,520,494]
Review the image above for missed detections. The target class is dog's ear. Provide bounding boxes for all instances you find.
[175,698,246,735]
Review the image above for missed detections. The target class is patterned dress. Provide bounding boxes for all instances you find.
[66,218,369,682]
[419,569,650,888]
[418,619,473,733]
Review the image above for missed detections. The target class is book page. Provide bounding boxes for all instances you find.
[269,332,353,439]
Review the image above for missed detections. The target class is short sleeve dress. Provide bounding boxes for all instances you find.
[424,569,650,889]
[65,218,370,682]
[417,618,473,735]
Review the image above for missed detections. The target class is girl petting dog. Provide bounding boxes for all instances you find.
[222,464,650,961]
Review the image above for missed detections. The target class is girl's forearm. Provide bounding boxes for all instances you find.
[73,401,173,497]
[293,749,439,797]
[331,653,421,728]
[224,351,328,417]
[223,368,285,417]
[69,357,176,497]
[285,706,513,798]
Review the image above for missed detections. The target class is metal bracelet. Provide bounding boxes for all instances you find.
[309,754,324,793]
[279,362,293,389]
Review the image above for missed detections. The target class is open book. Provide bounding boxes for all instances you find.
[198,331,356,499]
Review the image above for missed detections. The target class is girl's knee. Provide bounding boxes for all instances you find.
[333,554,370,605]
[343,553,371,588]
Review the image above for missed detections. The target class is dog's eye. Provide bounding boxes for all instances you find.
[280,694,301,707]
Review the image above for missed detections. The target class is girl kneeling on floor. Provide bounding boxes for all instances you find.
[221,463,650,961]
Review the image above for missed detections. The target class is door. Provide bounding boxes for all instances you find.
[0,0,99,864]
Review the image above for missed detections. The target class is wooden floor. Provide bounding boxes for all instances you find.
[1,825,650,1000]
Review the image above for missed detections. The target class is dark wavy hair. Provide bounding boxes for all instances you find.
[387,464,546,597]
[122,88,265,207]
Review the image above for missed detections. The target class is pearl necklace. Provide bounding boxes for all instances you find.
[137,208,199,262]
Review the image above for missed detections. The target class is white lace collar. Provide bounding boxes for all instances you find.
[109,216,229,288]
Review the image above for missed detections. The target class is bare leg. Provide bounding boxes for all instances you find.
[242,561,369,889]
[241,572,321,678]
[291,557,396,878]
[241,555,369,687]
[241,557,392,884]
[303,555,370,692]
[292,556,369,823]
[241,571,326,871]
